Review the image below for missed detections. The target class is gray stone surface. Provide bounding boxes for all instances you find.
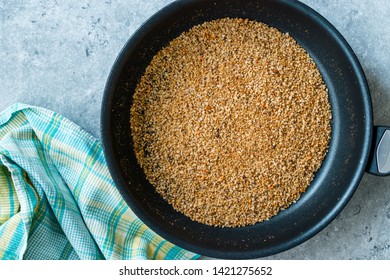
[0,0,389,259]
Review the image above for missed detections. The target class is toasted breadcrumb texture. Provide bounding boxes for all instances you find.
[130,18,332,227]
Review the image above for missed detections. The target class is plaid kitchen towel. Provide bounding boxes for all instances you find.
[0,103,199,260]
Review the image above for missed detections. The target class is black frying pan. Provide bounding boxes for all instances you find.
[101,0,390,259]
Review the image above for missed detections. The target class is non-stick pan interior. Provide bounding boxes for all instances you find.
[101,0,373,259]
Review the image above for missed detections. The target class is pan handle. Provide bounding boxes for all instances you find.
[366,126,390,176]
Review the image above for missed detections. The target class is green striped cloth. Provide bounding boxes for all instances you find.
[0,103,199,260]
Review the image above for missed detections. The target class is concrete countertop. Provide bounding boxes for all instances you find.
[1,0,389,259]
